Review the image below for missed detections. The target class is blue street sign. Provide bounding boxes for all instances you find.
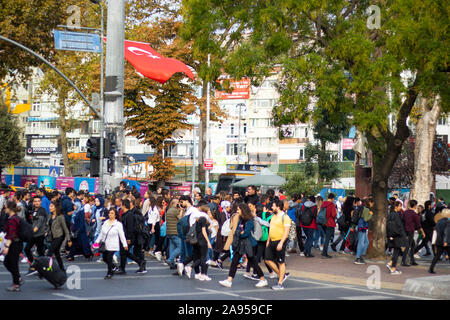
[53,30,101,53]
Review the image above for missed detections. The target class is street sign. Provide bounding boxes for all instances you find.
[53,30,101,53]
[204,159,214,170]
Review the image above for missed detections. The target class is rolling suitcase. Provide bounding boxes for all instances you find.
[32,256,67,289]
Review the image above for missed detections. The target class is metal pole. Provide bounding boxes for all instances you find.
[205,54,211,191]
[192,125,196,201]
[238,103,241,165]
[104,0,125,189]
[98,2,105,194]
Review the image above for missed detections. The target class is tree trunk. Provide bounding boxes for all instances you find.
[59,117,72,177]
[370,177,388,258]
[410,95,441,206]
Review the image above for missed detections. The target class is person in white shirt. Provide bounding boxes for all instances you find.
[147,196,162,259]
[94,208,128,279]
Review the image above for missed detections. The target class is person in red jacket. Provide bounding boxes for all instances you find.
[320,193,337,258]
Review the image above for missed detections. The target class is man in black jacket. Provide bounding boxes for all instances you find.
[117,199,146,275]
[244,185,259,204]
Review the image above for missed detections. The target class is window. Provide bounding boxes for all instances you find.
[230,123,235,135]
[243,123,247,134]
[438,116,447,126]
[299,149,305,160]
[305,128,308,138]
[32,102,41,112]
[227,143,238,156]
[47,122,57,129]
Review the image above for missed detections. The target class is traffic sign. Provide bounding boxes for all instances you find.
[204,159,214,170]
[53,30,101,53]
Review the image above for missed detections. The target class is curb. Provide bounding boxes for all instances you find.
[402,275,450,300]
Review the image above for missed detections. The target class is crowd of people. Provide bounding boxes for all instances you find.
[0,182,449,293]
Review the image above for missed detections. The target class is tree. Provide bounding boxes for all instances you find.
[304,108,349,184]
[180,0,449,258]
[0,103,24,181]
[0,0,86,82]
[124,14,199,188]
[410,95,442,206]
[281,171,323,198]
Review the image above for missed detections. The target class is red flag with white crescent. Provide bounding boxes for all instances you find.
[115,39,195,83]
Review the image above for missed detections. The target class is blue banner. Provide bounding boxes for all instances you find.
[4,175,21,187]
[74,177,96,193]
[38,176,56,189]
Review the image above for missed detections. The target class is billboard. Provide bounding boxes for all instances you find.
[215,79,250,100]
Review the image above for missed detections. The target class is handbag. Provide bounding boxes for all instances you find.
[99,225,114,253]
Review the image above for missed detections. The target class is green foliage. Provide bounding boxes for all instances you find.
[281,171,323,198]
[0,104,24,169]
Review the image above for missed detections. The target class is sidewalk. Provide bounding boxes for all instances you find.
[283,247,450,294]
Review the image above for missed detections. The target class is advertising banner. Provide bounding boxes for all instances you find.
[55,177,75,192]
[38,176,56,189]
[74,177,96,193]
[215,78,250,100]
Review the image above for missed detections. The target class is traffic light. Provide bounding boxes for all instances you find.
[86,137,100,177]
[107,158,114,174]
[104,132,117,159]
[86,137,100,159]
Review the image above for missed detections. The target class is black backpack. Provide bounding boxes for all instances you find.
[351,206,362,226]
[134,213,151,246]
[18,217,34,242]
[301,205,314,226]
[185,222,198,245]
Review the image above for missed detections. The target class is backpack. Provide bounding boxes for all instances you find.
[386,212,402,238]
[251,218,263,241]
[221,218,232,237]
[18,217,34,242]
[316,206,328,226]
[185,223,198,245]
[134,213,151,246]
[177,214,190,239]
[301,205,314,226]
[351,206,362,226]
[260,212,272,242]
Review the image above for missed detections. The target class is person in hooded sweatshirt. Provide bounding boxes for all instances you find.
[300,195,318,257]
[320,193,337,258]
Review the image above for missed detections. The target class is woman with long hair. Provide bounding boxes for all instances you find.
[46,200,71,271]
[2,201,24,292]
[147,196,162,260]
[331,195,354,252]
[219,203,267,288]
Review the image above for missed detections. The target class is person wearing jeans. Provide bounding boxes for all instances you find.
[165,198,182,269]
[25,197,48,275]
[300,196,318,257]
[320,193,337,258]
[354,198,374,265]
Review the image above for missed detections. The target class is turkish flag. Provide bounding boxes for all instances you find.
[122,40,195,84]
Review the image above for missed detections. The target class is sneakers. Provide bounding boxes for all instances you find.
[331,244,337,252]
[354,258,366,265]
[200,275,212,281]
[243,273,254,280]
[96,258,103,263]
[215,260,223,270]
[413,254,421,259]
[321,254,332,259]
[272,283,284,291]
[20,257,28,263]
[5,285,20,292]
[184,266,192,278]
[155,252,162,261]
[255,279,268,288]
[104,274,113,280]
[269,272,278,279]
[194,273,203,280]
[128,261,137,265]
[115,268,126,275]
[390,269,402,275]
[251,274,260,281]
[177,263,184,276]
[299,252,305,257]
[219,279,232,288]
[386,263,393,272]
[281,273,290,285]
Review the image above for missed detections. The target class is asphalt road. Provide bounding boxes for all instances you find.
[0,256,429,301]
